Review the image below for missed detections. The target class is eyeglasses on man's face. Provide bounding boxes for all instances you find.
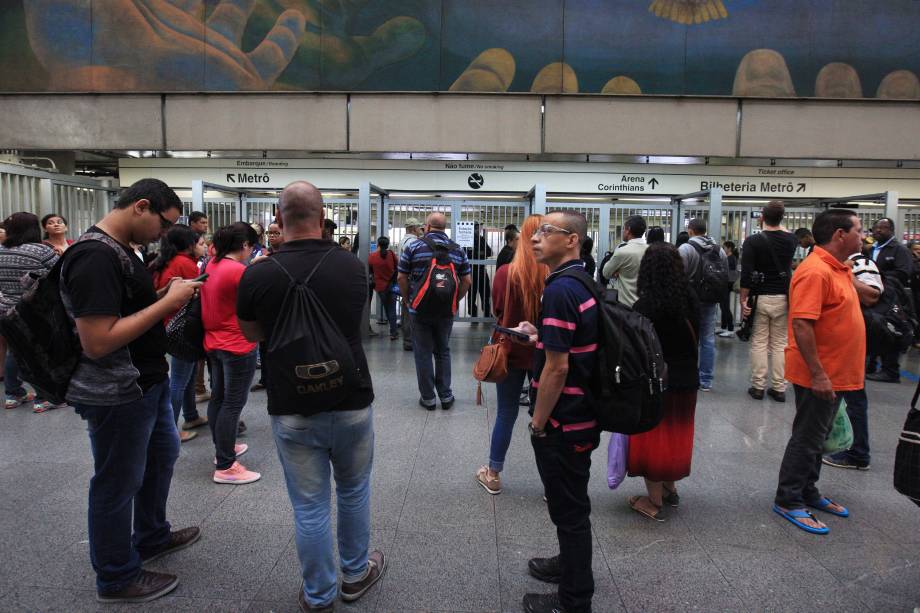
[532,223,573,238]
[156,211,174,231]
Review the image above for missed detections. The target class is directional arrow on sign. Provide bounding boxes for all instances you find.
[226,174,236,184]
[649,178,659,189]
[796,183,805,192]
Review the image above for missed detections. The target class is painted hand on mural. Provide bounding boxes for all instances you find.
[254,0,426,89]
[23,0,306,90]
[648,0,728,24]
[449,50,642,95]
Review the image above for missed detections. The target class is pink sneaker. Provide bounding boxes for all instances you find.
[212,443,248,465]
[213,462,261,485]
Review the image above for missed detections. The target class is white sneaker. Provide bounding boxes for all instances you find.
[718,330,735,338]
[213,462,261,485]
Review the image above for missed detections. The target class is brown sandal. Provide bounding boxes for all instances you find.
[629,495,667,522]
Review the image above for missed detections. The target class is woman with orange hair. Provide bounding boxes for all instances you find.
[476,215,549,495]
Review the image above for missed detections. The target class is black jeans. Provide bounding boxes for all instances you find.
[531,427,600,613]
[207,349,257,470]
[468,266,491,318]
[774,385,839,509]
[841,388,870,463]
[719,284,734,331]
[74,380,179,592]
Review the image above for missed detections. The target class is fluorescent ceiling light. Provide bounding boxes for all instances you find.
[389,193,436,198]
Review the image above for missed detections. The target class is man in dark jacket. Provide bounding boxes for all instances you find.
[866,217,912,382]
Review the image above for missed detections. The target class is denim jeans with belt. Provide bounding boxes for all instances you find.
[207,349,257,470]
[272,407,374,608]
[169,356,201,424]
[74,380,179,593]
[490,367,527,472]
[410,314,454,406]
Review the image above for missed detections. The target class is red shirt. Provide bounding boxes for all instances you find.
[153,253,200,325]
[492,264,536,370]
[201,257,257,355]
[368,248,397,292]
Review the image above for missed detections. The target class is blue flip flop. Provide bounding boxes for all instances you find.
[807,497,849,518]
[772,505,829,535]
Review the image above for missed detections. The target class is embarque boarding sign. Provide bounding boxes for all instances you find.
[455,222,476,249]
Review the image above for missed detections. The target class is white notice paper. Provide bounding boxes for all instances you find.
[455,221,475,249]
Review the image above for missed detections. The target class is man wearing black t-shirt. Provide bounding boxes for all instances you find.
[740,202,798,402]
[62,179,203,603]
[237,181,384,611]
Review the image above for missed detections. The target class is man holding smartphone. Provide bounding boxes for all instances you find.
[511,210,600,613]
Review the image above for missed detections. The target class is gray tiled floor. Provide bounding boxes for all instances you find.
[2,325,920,612]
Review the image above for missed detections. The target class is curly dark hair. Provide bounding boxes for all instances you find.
[637,242,698,321]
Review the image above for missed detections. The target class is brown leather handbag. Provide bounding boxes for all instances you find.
[473,273,512,384]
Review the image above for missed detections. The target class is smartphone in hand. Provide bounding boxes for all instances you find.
[494,325,531,341]
[192,273,209,283]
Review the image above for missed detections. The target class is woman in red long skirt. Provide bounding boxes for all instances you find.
[628,242,700,522]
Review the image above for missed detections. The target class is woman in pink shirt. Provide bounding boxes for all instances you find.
[201,222,261,485]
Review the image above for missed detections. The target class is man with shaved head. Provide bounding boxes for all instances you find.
[237,181,385,610]
[398,212,472,410]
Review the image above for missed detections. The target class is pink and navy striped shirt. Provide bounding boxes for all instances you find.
[529,260,600,430]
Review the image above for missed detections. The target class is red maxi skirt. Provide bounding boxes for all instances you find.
[627,389,697,482]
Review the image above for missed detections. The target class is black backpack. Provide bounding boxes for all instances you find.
[560,269,667,434]
[690,240,729,303]
[264,249,362,410]
[864,276,917,354]
[0,233,134,404]
[410,236,460,317]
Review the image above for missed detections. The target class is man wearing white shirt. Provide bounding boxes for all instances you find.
[602,215,647,307]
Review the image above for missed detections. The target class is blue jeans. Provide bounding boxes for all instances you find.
[74,380,179,593]
[698,303,718,387]
[4,352,26,399]
[272,407,374,608]
[841,388,870,463]
[490,367,527,472]
[207,349,257,470]
[411,314,454,405]
[169,356,200,424]
[377,290,398,336]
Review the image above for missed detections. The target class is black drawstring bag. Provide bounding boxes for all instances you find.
[264,249,360,412]
[894,379,920,508]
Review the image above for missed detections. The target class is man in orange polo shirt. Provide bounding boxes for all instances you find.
[773,209,865,536]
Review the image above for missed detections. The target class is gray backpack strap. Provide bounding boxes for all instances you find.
[76,232,137,298]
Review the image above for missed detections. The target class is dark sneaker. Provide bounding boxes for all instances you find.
[747,387,764,400]
[440,398,455,411]
[341,549,386,602]
[528,555,562,584]
[182,416,208,430]
[140,527,201,564]
[403,345,413,352]
[767,389,786,403]
[299,582,335,612]
[237,420,247,436]
[96,570,178,604]
[523,592,566,613]
[419,398,436,411]
[822,454,870,471]
[866,372,900,383]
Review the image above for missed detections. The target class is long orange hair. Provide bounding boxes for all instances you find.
[508,214,550,322]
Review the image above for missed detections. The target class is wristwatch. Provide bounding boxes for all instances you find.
[529,422,546,437]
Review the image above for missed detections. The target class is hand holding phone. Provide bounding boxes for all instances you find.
[192,272,209,283]
[494,325,531,341]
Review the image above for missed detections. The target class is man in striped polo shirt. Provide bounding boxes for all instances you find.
[397,213,471,410]
[514,210,600,613]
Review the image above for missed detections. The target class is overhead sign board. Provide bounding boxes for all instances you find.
[119,158,920,200]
